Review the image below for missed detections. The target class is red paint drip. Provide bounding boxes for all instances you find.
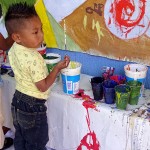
[77,101,100,150]
[77,131,100,150]
[82,100,96,109]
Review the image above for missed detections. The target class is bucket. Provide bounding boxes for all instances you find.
[44,53,61,73]
[37,45,46,55]
[61,61,82,94]
[124,64,148,96]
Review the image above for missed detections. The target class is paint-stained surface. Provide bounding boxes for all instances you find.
[77,100,100,150]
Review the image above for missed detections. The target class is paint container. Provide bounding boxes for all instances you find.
[110,75,126,85]
[61,61,81,94]
[115,85,130,110]
[44,53,61,73]
[91,77,104,101]
[43,53,61,82]
[37,45,46,55]
[126,81,142,105]
[124,64,148,96]
[103,80,118,104]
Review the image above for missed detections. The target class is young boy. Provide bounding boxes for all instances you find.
[5,2,70,150]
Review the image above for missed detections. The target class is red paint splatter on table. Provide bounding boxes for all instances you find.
[74,90,100,150]
[73,89,92,101]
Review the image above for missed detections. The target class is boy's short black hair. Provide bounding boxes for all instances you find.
[5,2,38,35]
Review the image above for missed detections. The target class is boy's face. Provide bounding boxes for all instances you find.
[13,16,44,48]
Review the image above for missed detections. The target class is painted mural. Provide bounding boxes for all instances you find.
[1,0,150,65]
[43,0,150,65]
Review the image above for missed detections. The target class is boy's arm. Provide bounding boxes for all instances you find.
[0,33,14,50]
[35,56,70,92]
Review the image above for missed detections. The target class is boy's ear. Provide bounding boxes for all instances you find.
[11,33,21,43]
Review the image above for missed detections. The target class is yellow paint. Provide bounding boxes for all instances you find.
[116,92,121,104]
[83,15,87,29]
[92,19,104,45]
[70,61,76,69]
[35,0,57,47]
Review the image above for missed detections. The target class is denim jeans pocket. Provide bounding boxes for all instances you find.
[17,109,37,129]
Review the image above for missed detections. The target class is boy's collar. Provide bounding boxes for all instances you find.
[14,42,37,51]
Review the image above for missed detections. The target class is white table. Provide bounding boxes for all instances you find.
[1,74,150,150]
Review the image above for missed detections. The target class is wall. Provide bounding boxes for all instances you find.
[47,48,150,89]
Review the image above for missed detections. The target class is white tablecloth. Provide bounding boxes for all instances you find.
[1,74,150,150]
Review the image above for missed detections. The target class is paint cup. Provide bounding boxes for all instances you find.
[37,45,46,55]
[115,85,130,110]
[110,75,126,85]
[124,64,148,97]
[44,53,61,73]
[43,53,61,82]
[103,80,118,104]
[126,81,142,105]
[61,61,82,94]
[91,77,104,101]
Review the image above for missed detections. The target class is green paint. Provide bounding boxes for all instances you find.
[115,85,130,110]
[43,54,60,73]
[127,81,142,105]
[46,63,57,73]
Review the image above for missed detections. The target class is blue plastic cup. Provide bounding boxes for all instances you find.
[103,80,118,104]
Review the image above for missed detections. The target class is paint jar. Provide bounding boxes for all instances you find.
[126,81,142,105]
[115,85,130,110]
[44,53,61,73]
[103,80,118,104]
[43,53,61,83]
[110,75,126,85]
[124,64,148,97]
[61,61,82,94]
[91,77,104,101]
[37,44,46,55]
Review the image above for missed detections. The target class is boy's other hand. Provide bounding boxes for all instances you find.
[54,55,70,71]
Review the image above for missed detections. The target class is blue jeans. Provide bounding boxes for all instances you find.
[11,90,49,150]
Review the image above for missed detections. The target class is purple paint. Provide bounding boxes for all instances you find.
[110,75,126,84]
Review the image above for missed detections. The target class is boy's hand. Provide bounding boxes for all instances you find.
[54,55,70,71]
[35,56,70,92]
